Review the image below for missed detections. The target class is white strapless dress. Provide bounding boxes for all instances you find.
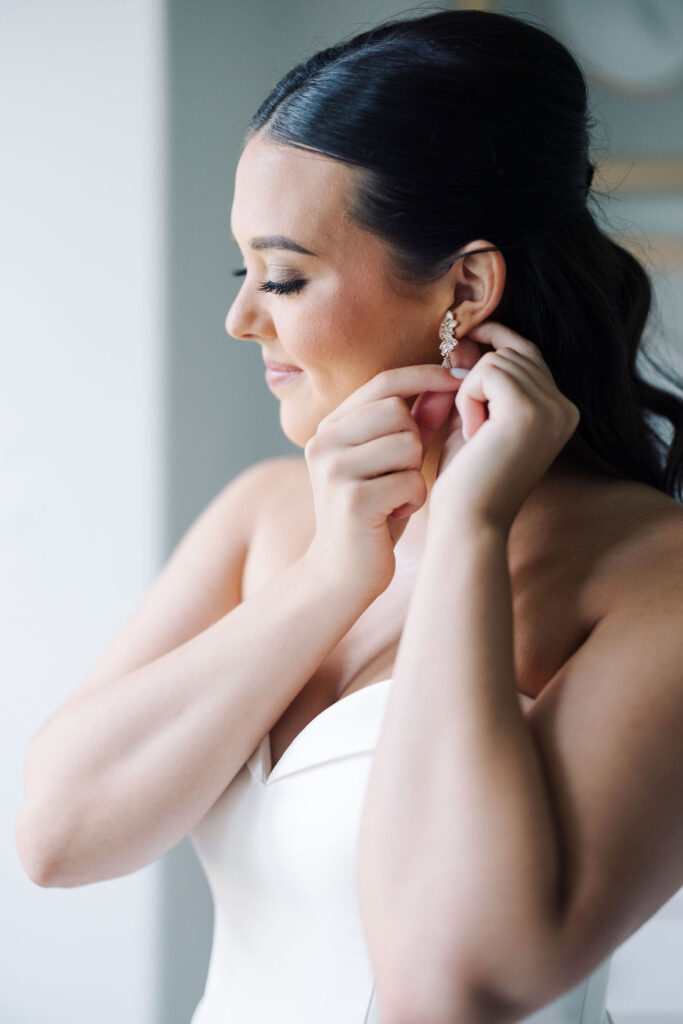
[189,678,614,1023]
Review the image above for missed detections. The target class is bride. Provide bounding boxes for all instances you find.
[17,9,682,1024]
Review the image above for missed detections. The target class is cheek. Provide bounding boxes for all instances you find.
[287,286,371,367]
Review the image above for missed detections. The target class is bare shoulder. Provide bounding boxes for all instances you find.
[514,478,683,713]
[220,453,308,533]
[72,455,308,699]
[626,498,683,599]
[584,481,683,617]
[242,455,313,592]
[246,453,308,494]
[244,453,309,527]
[606,488,683,576]
[186,454,307,559]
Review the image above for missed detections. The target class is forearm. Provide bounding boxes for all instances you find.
[18,551,370,887]
[357,510,562,1020]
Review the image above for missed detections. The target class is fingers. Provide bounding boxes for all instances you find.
[409,388,457,452]
[325,363,461,423]
[453,343,574,443]
[332,430,424,480]
[450,322,559,439]
[453,354,528,437]
[349,386,463,461]
[466,322,554,381]
[330,395,420,446]
[490,348,560,398]
[367,468,427,518]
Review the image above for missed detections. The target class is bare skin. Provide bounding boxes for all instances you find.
[227,134,683,773]
[242,439,681,772]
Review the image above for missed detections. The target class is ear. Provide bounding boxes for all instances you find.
[445,239,507,338]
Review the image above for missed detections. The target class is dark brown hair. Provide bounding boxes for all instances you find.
[245,7,683,500]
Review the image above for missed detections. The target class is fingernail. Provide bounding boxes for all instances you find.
[449,367,470,379]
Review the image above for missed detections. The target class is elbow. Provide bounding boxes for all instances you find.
[381,995,530,1024]
[15,806,62,887]
[378,965,532,1024]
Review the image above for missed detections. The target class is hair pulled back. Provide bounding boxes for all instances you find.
[245,7,683,500]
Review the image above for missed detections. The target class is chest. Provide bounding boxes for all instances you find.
[240,472,605,769]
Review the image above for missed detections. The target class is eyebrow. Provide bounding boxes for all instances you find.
[231,231,319,257]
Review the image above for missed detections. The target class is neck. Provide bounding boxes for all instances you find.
[406,419,588,541]
[399,418,452,542]
[421,417,451,497]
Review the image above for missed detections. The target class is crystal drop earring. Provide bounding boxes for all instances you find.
[438,309,459,367]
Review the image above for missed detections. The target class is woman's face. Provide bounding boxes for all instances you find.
[225,136,455,447]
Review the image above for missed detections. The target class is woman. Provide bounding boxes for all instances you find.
[16,8,683,1024]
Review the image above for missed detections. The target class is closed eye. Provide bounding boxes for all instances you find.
[231,268,307,296]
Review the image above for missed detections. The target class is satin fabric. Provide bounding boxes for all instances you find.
[189,678,613,1023]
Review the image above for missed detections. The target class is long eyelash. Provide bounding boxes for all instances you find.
[259,279,307,295]
[231,268,306,296]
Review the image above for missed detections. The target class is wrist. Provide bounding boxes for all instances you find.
[299,542,382,611]
[426,492,510,544]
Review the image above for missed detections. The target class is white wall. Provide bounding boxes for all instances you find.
[1,1,166,1022]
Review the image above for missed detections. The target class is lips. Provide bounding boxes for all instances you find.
[264,359,302,372]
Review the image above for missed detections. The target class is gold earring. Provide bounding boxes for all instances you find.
[438,309,459,367]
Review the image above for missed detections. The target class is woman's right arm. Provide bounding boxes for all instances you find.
[15,457,375,889]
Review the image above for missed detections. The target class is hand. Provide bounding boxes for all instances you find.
[428,321,581,533]
[304,364,463,601]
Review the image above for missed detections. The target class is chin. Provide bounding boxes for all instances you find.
[277,384,344,449]
[279,408,321,449]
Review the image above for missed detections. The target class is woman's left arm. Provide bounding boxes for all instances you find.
[356,323,683,1024]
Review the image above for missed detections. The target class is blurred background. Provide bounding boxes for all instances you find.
[2,1,682,1022]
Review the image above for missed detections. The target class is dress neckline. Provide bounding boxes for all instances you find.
[248,677,394,787]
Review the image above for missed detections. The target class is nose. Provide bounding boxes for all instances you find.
[224,288,273,342]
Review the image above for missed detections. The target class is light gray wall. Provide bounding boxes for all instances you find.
[2,1,166,1022]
